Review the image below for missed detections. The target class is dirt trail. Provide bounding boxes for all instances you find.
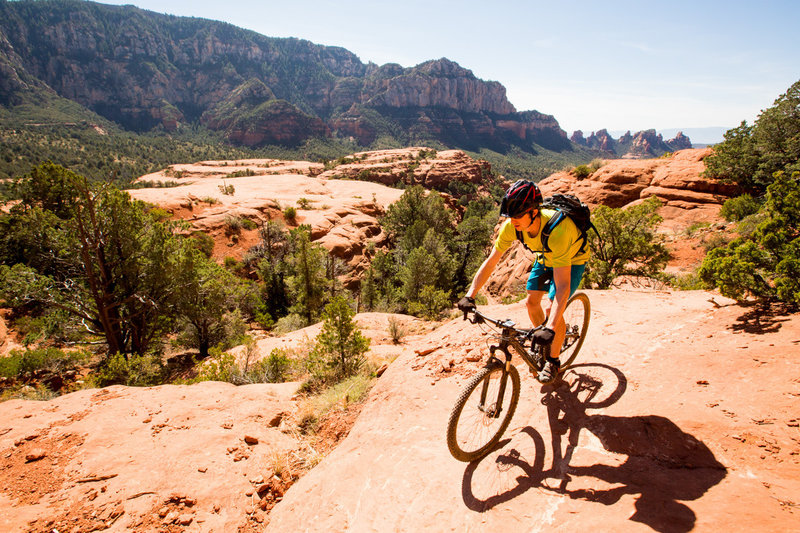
[265,289,800,532]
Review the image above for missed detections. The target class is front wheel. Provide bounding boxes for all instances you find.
[559,291,591,369]
[446,361,520,462]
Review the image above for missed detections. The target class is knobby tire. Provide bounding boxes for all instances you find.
[559,291,591,369]
[446,361,520,462]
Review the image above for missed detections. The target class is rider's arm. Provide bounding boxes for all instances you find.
[546,265,571,330]
[465,247,504,299]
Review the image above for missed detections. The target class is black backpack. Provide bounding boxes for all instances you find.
[515,194,598,255]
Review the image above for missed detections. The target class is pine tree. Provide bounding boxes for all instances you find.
[311,296,370,382]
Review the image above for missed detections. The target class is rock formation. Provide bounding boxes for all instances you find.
[127,147,493,288]
[317,147,491,190]
[366,59,515,115]
[668,131,692,150]
[0,2,566,151]
[538,147,739,241]
[540,148,736,211]
[573,128,695,159]
[586,129,616,153]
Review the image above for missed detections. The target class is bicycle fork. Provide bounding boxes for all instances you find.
[478,345,513,418]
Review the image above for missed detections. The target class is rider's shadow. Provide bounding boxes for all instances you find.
[461,364,727,533]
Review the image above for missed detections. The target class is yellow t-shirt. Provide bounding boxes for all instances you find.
[494,209,591,268]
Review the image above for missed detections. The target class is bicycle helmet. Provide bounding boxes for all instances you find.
[500,180,542,218]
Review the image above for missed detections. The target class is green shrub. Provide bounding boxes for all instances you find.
[218,182,235,195]
[225,215,243,234]
[387,316,406,344]
[357,169,377,181]
[501,290,527,305]
[146,207,173,222]
[736,212,767,240]
[296,372,373,433]
[94,352,166,387]
[191,345,296,385]
[408,285,451,320]
[248,348,293,383]
[192,347,239,383]
[685,222,711,236]
[254,307,275,330]
[417,148,437,160]
[699,171,800,304]
[1,383,57,402]
[226,168,256,178]
[283,206,297,222]
[584,197,671,289]
[720,194,761,222]
[223,256,243,271]
[297,198,312,209]
[668,271,706,290]
[309,296,370,384]
[189,231,215,257]
[274,313,307,334]
[0,347,88,380]
[572,164,592,179]
[12,309,83,345]
[175,309,248,355]
[701,232,731,252]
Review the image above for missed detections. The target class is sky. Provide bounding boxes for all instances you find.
[98,0,800,142]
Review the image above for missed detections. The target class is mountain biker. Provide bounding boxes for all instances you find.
[458,180,590,384]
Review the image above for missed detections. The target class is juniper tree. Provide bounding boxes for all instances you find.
[0,164,190,356]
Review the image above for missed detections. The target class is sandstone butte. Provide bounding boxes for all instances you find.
[1,148,799,532]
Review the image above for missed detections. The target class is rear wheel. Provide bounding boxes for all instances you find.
[559,291,590,369]
[446,361,520,462]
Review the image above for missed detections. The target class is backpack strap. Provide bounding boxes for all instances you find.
[515,228,535,254]
[516,211,598,255]
[540,211,565,253]
[514,211,564,254]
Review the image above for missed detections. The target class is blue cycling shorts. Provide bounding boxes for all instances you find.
[526,260,586,300]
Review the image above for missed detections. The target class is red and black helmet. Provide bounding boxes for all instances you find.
[500,180,542,218]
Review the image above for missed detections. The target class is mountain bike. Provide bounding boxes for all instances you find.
[446,292,591,462]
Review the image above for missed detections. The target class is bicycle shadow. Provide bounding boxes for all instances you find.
[461,363,727,533]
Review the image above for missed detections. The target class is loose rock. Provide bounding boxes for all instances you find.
[25,449,47,462]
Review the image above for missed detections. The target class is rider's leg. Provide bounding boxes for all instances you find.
[525,290,546,328]
[542,299,565,360]
[545,263,587,362]
[527,260,563,383]
[526,258,549,328]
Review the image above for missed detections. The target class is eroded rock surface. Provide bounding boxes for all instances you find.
[129,147,491,287]
[3,292,799,532]
[264,290,800,532]
[540,148,737,213]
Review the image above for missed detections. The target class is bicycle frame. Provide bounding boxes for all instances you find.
[468,310,547,418]
[448,293,590,462]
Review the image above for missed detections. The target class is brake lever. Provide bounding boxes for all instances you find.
[467,311,483,324]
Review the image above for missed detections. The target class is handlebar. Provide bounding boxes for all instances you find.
[463,307,544,339]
